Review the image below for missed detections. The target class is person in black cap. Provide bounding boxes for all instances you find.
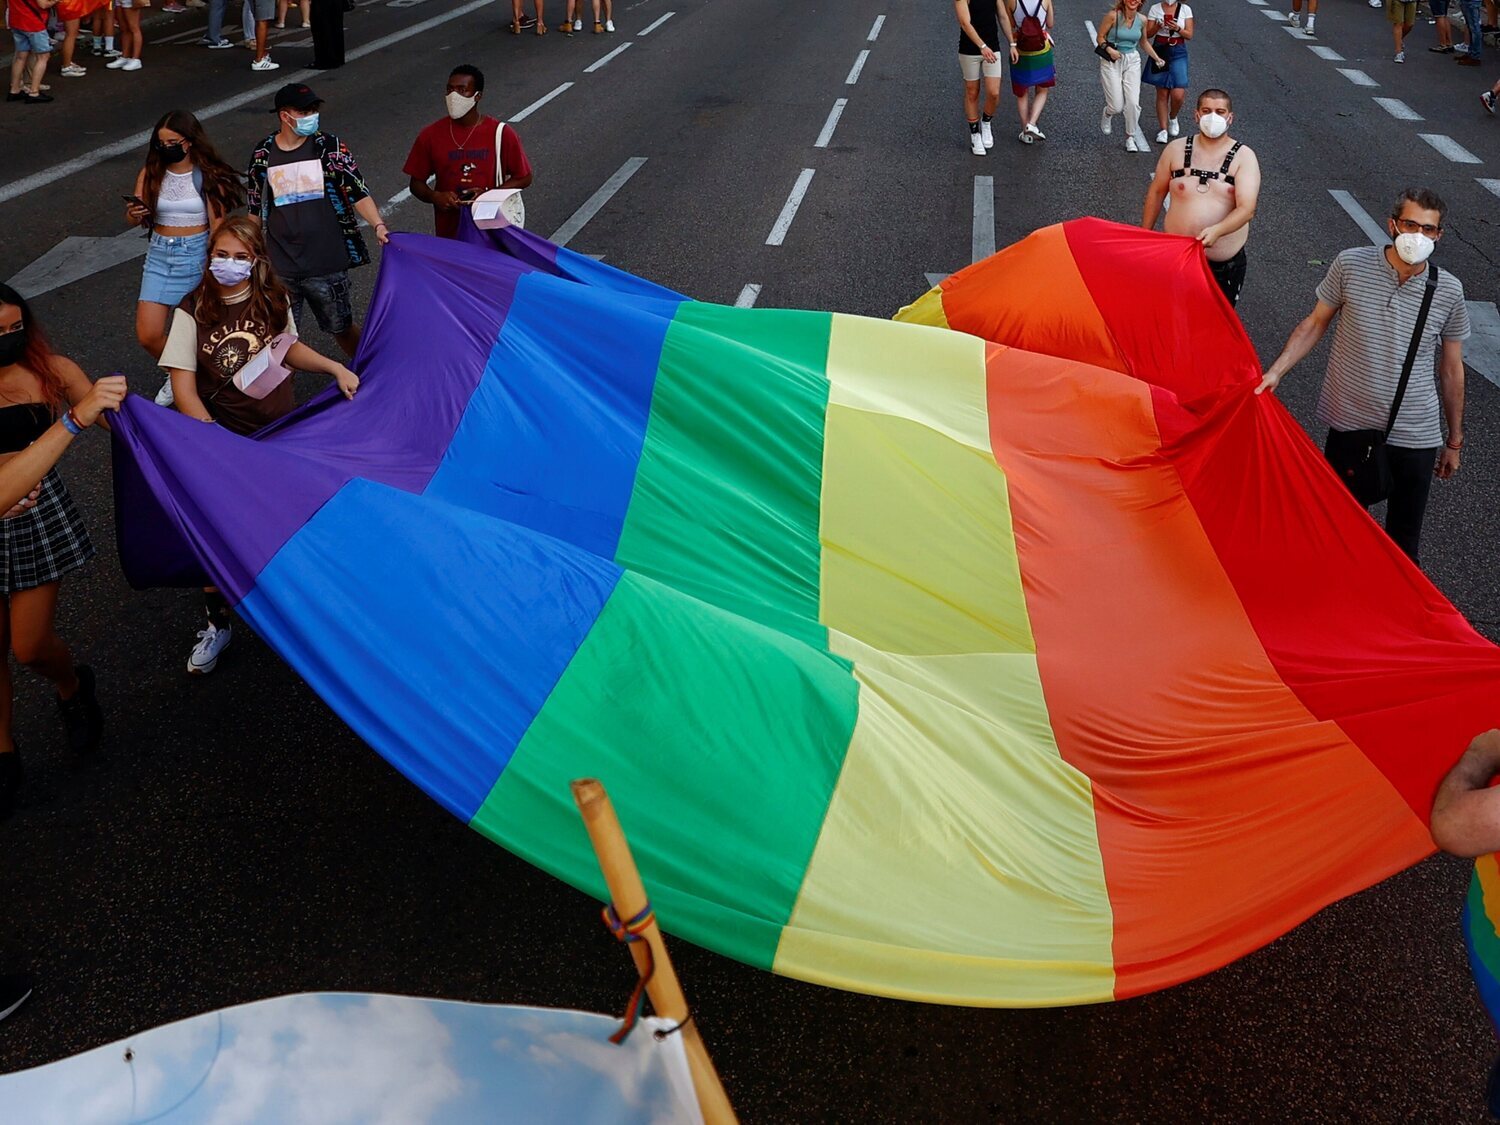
[245,84,388,359]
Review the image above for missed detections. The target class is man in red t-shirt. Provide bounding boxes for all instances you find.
[403,64,534,239]
[7,0,59,104]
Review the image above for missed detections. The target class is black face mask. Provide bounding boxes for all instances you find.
[157,142,187,164]
[0,333,25,368]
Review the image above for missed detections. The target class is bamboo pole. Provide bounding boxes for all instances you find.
[571,778,738,1125]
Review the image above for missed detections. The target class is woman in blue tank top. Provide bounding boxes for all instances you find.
[1096,0,1166,151]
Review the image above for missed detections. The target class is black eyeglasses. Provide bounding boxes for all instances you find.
[1394,218,1442,237]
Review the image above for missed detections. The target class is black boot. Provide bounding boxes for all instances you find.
[57,665,103,754]
[0,749,20,820]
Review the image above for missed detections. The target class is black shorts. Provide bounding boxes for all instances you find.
[283,270,354,336]
[1208,248,1248,307]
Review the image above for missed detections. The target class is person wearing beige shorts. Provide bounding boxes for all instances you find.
[956,0,1010,155]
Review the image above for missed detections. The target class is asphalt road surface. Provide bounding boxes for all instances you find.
[3,0,1500,1119]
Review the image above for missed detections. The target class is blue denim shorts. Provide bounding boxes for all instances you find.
[139,231,210,306]
[284,271,354,335]
[11,30,52,54]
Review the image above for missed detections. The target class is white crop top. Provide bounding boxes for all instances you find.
[154,169,209,227]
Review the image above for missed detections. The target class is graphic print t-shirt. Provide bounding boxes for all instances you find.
[159,290,298,436]
[402,117,534,239]
[265,140,350,279]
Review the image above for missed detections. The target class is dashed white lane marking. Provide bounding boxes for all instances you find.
[1261,7,1288,17]
[766,168,815,246]
[1418,133,1482,163]
[845,48,870,85]
[1478,179,1500,199]
[734,283,762,308]
[1084,18,1098,40]
[868,13,885,40]
[1245,0,1265,6]
[1,0,496,206]
[638,10,674,35]
[1373,97,1423,120]
[1281,24,1314,37]
[814,99,849,148]
[512,82,573,122]
[1308,44,1344,59]
[973,175,995,263]
[387,187,413,208]
[1327,189,1387,247]
[1336,67,1379,86]
[549,157,647,246]
[584,40,634,72]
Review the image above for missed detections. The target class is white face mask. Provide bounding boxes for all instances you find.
[445,91,478,120]
[1198,111,1229,139]
[1392,231,1435,266]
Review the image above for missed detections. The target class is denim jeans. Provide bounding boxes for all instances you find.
[1460,0,1483,56]
[206,0,225,40]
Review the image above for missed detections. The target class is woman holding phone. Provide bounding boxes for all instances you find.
[1143,0,1193,143]
[1097,0,1165,151]
[127,111,243,408]
[159,216,358,676]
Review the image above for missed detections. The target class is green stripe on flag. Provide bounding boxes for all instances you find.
[614,304,834,649]
[470,570,859,970]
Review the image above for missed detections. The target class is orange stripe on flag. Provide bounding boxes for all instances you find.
[984,344,1431,998]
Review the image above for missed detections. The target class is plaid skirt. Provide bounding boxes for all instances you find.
[0,470,94,593]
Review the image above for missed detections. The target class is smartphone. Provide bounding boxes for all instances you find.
[122,195,151,210]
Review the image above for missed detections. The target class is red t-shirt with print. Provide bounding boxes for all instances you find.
[402,116,533,239]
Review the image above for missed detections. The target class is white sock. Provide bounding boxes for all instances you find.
[1305,14,1315,27]
[105,35,114,48]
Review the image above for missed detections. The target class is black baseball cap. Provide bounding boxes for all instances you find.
[271,83,322,111]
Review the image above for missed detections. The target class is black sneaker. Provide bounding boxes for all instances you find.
[4,91,23,102]
[0,749,20,820]
[57,665,103,754]
[0,972,33,1023]
[22,92,54,104]
[518,12,536,26]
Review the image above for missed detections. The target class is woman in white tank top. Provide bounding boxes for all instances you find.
[127,111,244,400]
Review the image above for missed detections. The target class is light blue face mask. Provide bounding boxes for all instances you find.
[291,112,320,137]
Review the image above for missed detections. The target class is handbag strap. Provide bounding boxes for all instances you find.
[1384,264,1439,438]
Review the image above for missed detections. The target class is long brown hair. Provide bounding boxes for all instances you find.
[141,110,245,220]
[188,217,291,332]
[0,283,69,407]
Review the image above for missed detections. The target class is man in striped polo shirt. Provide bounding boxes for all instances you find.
[1256,187,1470,564]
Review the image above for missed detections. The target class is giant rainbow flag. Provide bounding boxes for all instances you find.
[112,217,1500,1006]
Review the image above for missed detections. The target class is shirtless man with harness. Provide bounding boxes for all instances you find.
[1141,88,1261,307]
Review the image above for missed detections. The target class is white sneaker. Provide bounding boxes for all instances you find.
[1368,0,1380,7]
[120,57,141,70]
[1125,134,1139,151]
[979,119,994,148]
[187,622,232,675]
[970,130,987,155]
[251,54,279,70]
[1168,117,1179,136]
[1288,10,1299,25]
[1393,49,1405,61]
[1018,129,1034,144]
[106,55,128,68]
[572,16,581,28]
[604,18,614,30]
[61,63,86,76]
[154,379,176,408]
[1156,127,1169,143]
[1304,18,1315,32]
[1101,107,1113,134]
[1026,122,1045,140]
